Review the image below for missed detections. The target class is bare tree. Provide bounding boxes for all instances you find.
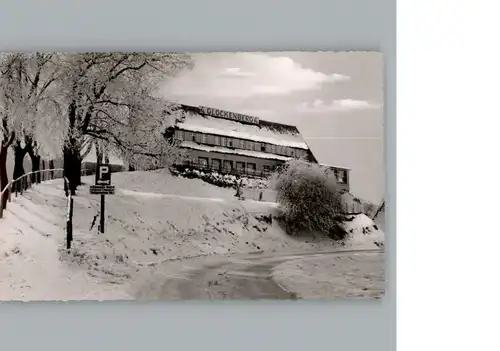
[50,53,192,194]
[0,53,24,207]
[0,53,60,193]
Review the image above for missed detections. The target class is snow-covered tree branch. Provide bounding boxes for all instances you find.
[49,52,193,194]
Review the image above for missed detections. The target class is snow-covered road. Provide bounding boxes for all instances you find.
[135,248,384,300]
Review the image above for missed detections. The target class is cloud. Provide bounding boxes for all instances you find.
[219,67,255,78]
[297,99,382,113]
[161,53,350,98]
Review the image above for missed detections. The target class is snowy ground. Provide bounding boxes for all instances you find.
[272,251,384,300]
[0,170,385,301]
[271,215,385,299]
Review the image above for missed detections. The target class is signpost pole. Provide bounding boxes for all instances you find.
[100,194,105,233]
[91,163,113,234]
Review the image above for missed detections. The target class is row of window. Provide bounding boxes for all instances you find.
[191,156,348,183]
[186,157,275,174]
[175,129,307,158]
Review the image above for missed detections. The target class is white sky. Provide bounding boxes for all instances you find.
[160,52,384,203]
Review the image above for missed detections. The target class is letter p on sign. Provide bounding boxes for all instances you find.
[97,165,111,185]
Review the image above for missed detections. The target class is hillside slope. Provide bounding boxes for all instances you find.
[0,170,384,301]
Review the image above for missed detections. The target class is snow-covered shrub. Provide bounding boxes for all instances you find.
[171,166,270,191]
[270,159,345,238]
[171,167,239,188]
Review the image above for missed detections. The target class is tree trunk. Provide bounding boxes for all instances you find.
[63,100,82,196]
[0,145,9,210]
[49,159,54,179]
[63,135,82,196]
[26,140,42,184]
[41,160,46,182]
[28,152,41,184]
[12,142,28,193]
[76,156,82,186]
[96,143,103,164]
[1,130,15,209]
[95,144,103,185]
[63,144,81,196]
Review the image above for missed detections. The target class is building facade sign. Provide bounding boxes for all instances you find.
[199,106,259,125]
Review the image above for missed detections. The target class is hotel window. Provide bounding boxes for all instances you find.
[291,149,296,157]
[263,165,271,173]
[286,147,292,156]
[277,145,283,155]
[192,133,197,142]
[246,141,253,150]
[198,157,209,168]
[223,160,233,172]
[236,162,245,173]
[202,134,207,144]
[254,142,261,151]
[227,139,233,147]
[239,140,245,149]
[271,145,277,154]
[247,163,256,174]
[214,136,221,146]
[221,137,227,146]
[342,171,348,184]
[184,131,192,141]
[261,144,266,152]
[212,158,222,171]
[336,169,347,184]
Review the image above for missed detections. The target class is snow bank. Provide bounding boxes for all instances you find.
[271,213,385,299]
[340,213,385,249]
[0,171,346,300]
[0,182,131,301]
[272,251,385,300]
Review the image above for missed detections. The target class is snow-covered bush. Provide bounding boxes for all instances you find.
[270,159,345,238]
[171,166,270,190]
[171,167,239,188]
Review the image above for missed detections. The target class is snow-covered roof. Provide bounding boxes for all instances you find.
[175,106,309,150]
[179,141,292,162]
[319,163,351,171]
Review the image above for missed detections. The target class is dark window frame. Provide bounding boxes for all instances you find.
[198,157,209,167]
[211,158,222,170]
[223,160,233,171]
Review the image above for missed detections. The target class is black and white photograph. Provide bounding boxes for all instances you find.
[0,51,385,301]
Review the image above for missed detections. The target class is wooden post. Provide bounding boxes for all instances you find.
[66,194,74,250]
[0,192,4,218]
[100,194,105,233]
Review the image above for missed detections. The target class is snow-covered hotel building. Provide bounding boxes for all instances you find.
[166,104,350,191]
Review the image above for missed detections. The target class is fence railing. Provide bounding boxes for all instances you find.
[0,168,90,219]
